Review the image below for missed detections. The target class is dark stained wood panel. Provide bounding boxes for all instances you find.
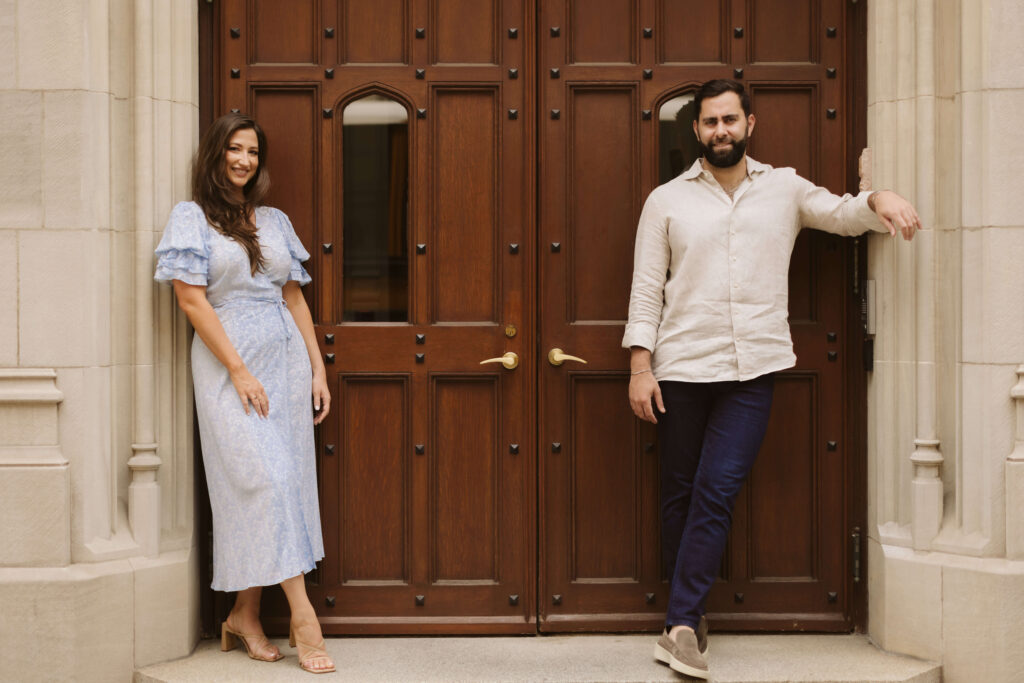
[568,87,637,322]
[432,88,499,322]
[251,87,317,251]
[569,0,637,64]
[787,233,817,323]
[432,378,499,582]
[749,374,816,579]
[251,0,316,63]
[571,375,638,580]
[658,0,726,63]
[750,0,816,63]
[340,377,410,583]
[433,0,498,64]
[749,86,817,182]
[342,0,408,64]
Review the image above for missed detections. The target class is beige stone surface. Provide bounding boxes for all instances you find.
[19,229,111,368]
[136,633,940,683]
[0,402,60,445]
[0,232,17,364]
[0,464,70,566]
[1006,460,1024,559]
[982,90,1024,227]
[42,90,111,230]
[0,0,14,89]
[987,0,1024,88]
[961,227,1024,363]
[872,546,943,661]
[0,90,43,229]
[0,559,135,682]
[132,549,200,668]
[16,0,97,90]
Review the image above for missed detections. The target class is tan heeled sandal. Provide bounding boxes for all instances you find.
[289,626,336,674]
[221,621,284,662]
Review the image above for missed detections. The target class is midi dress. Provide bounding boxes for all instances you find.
[155,201,325,591]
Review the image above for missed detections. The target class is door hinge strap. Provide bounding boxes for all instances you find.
[851,527,862,583]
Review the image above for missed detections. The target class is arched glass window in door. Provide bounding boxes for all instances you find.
[658,93,699,185]
[342,94,409,322]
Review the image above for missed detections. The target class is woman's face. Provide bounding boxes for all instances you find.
[224,128,259,195]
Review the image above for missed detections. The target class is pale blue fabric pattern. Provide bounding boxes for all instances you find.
[155,201,324,591]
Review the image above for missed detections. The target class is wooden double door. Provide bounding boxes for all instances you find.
[206,0,867,634]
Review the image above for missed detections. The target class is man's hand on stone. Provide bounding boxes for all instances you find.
[629,371,666,424]
[870,190,921,241]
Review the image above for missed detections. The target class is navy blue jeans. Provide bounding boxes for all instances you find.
[657,373,775,629]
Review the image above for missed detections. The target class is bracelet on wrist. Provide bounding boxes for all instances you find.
[631,368,652,376]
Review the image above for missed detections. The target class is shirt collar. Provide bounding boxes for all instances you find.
[681,156,770,181]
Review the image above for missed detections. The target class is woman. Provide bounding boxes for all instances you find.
[154,113,334,674]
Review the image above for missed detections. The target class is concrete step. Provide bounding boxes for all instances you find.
[135,633,940,683]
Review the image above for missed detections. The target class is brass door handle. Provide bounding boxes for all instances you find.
[480,352,519,370]
[548,348,588,366]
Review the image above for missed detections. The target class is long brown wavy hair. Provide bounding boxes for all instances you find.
[191,112,270,275]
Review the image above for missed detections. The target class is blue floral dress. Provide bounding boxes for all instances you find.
[155,201,324,591]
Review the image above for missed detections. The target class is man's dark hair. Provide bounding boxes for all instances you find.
[694,79,751,119]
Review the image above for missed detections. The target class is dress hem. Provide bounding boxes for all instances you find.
[210,555,324,593]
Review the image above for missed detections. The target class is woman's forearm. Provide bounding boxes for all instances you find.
[172,280,245,373]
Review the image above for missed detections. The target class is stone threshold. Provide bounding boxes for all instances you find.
[135,633,940,683]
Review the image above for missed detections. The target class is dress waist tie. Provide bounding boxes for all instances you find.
[212,297,292,340]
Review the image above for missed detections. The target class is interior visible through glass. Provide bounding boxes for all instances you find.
[342,94,409,322]
[659,93,698,185]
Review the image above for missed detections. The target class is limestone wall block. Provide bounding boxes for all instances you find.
[111,230,134,367]
[108,0,133,99]
[0,232,16,365]
[130,549,200,667]
[19,230,111,368]
[110,96,134,232]
[0,464,70,566]
[987,0,1024,89]
[959,0,984,94]
[961,228,1024,364]
[871,544,943,661]
[958,90,984,229]
[0,91,43,229]
[0,0,14,89]
[867,0,897,104]
[933,96,961,231]
[42,90,111,230]
[982,90,1024,228]
[17,0,95,91]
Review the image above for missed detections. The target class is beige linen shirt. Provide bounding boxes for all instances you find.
[622,157,886,382]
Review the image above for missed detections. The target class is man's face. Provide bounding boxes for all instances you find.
[693,91,755,168]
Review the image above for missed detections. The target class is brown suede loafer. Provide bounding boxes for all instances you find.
[653,628,710,679]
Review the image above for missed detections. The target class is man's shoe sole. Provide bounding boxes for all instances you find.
[653,642,710,679]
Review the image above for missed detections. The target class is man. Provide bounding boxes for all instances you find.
[623,79,919,680]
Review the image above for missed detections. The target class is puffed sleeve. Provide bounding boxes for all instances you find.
[275,209,313,286]
[154,202,210,285]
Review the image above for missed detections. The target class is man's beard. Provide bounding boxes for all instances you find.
[699,134,748,168]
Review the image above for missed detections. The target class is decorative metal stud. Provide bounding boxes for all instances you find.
[415,68,425,79]
[322,243,333,253]
[550,109,560,120]
[508,108,518,120]
[509,594,519,606]
[642,109,652,120]
[325,353,335,364]
[734,67,744,79]
[509,444,520,455]
[550,26,560,37]
[550,68,560,78]
[415,353,425,363]
[552,594,563,605]
[325,68,334,79]
[734,592,744,603]
[734,27,744,38]
[827,67,837,78]
[508,68,519,79]
[325,27,335,38]
[508,27,518,39]
[643,69,653,79]
[417,108,427,119]
[551,242,561,252]
[415,334,426,344]
[827,332,838,342]
[323,108,333,118]
[827,441,838,451]
[828,351,838,361]
[230,108,240,114]
[827,26,837,38]
[325,596,336,607]
[416,243,426,254]
[325,444,335,455]
[826,108,837,119]
[644,442,655,454]
[230,68,240,78]
[415,595,425,606]
[230,27,241,38]
[645,592,656,604]
[415,444,425,455]
[643,27,653,38]
[827,591,838,603]
[552,442,561,453]
[509,243,519,254]
[415,27,425,38]
[325,334,334,345]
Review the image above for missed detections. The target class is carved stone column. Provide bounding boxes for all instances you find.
[1006,365,1024,559]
